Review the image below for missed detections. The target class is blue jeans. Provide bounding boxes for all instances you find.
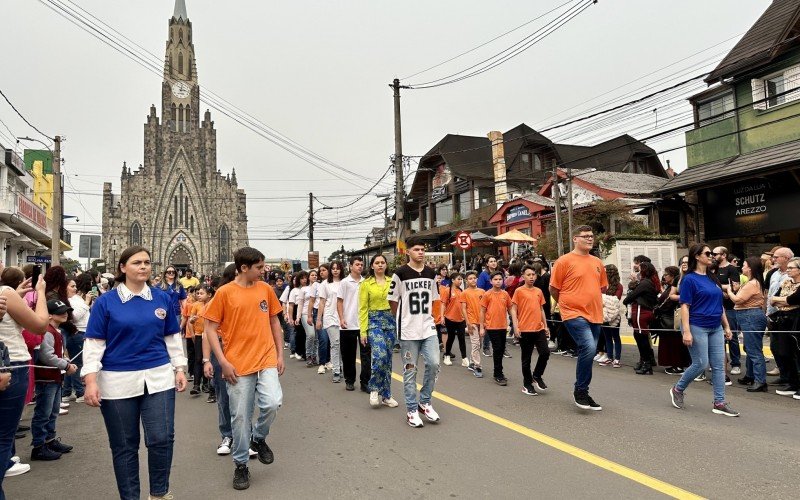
[226,368,282,465]
[314,309,330,365]
[211,348,232,439]
[725,309,741,367]
[100,387,176,500]
[31,383,61,447]
[676,324,726,403]
[302,315,318,361]
[0,364,29,500]
[63,332,84,398]
[736,308,768,384]
[602,324,622,361]
[563,318,601,392]
[400,336,440,413]
[287,319,297,354]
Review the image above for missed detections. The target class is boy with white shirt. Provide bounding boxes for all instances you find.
[337,257,369,392]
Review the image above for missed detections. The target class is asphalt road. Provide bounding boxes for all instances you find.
[5,341,800,499]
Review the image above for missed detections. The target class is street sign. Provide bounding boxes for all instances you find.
[26,255,51,264]
[78,234,101,259]
[455,231,472,250]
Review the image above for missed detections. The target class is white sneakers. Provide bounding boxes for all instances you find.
[406,411,424,428]
[59,408,69,415]
[596,353,610,363]
[418,403,440,422]
[74,396,85,403]
[443,355,453,366]
[369,391,380,407]
[5,458,30,477]
[60,402,69,409]
[325,362,333,370]
[381,397,399,408]
[317,365,326,374]
[217,437,232,455]
[461,358,470,368]
[730,366,741,375]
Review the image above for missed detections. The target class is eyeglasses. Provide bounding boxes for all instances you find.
[576,234,594,240]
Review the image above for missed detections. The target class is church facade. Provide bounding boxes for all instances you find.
[101,0,248,274]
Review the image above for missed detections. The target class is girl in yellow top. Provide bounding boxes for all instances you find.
[358,255,398,408]
[189,285,214,396]
[441,273,468,367]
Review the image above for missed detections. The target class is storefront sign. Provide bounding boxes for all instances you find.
[701,174,800,240]
[16,195,48,230]
[505,205,531,223]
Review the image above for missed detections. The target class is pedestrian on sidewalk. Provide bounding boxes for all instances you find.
[359,255,397,409]
[669,243,739,417]
[712,247,743,376]
[511,266,550,396]
[480,272,512,387]
[768,257,800,398]
[83,246,188,500]
[623,261,660,375]
[727,257,768,392]
[460,271,485,378]
[599,264,623,368]
[390,237,442,428]
[550,225,608,411]
[337,257,369,392]
[204,247,284,491]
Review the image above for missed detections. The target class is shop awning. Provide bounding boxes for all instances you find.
[0,222,19,237]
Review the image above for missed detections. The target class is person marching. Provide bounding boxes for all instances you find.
[359,255,398,408]
[480,272,513,386]
[441,273,468,367]
[389,237,442,428]
[301,269,319,367]
[460,271,485,378]
[316,261,343,382]
[189,285,214,400]
[292,271,309,361]
[511,266,550,396]
[312,265,331,374]
[203,247,284,490]
[338,257,369,392]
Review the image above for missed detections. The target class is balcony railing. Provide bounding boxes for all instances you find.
[61,227,71,246]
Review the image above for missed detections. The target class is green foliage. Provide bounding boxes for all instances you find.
[60,257,81,274]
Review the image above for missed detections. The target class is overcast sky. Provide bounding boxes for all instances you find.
[1,0,771,262]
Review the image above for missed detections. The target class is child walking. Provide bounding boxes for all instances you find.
[441,273,468,367]
[480,272,512,386]
[460,271,485,378]
[511,266,551,396]
[190,285,215,400]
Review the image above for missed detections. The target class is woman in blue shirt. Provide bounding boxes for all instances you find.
[159,265,187,319]
[82,246,188,500]
[669,243,738,417]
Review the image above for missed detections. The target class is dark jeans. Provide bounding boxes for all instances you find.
[520,331,550,386]
[295,320,306,359]
[314,309,330,365]
[31,383,61,447]
[186,337,196,378]
[341,329,370,386]
[100,388,176,500]
[211,341,231,439]
[0,364,29,500]
[631,304,655,364]
[487,329,507,379]
[602,324,622,361]
[444,319,467,357]
[563,318,601,392]
[775,332,800,389]
[725,309,741,367]
[63,332,84,397]
[278,313,290,345]
[192,336,208,389]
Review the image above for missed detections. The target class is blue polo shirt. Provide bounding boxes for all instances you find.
[85,287,181,372]
[679,272,724,329]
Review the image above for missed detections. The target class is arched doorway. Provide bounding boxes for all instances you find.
[168,245,193,274]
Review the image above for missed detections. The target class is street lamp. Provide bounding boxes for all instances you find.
[17,135,62,266]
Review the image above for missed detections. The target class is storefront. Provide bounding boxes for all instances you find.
[489,196,551,237]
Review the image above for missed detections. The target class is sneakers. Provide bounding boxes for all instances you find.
[190,386,200,396]
[482,347,491,357]
[776,387,799,396]
[562,349,577,358]
[694,372,707,382]
[31,444,61,461]
[317,365,326,374]
[503,349,512,359]
[461,357,470,368]
[206,394,217,403]
[793,393,800,400]
[148,492,174,500]
[418,403,440,422]
[61,395,75,403]
[233,463,250,490]
[521,384,538,396]
[217,437,232,455]
[407,410,424,428]
[332,372,341,383]
[664,367,684,375]
[74,396,85,403]
[712,402,739,417]
[249,448,258,457]
[494,377,508,386]
[59,408,68,415]
[345,382,355,391]
[60,402,69,409]
[4,462,30,477]
[547,340,556,350]
[612,360,621,368]
[730,366,741,375]
[369,391,380,407]
[598,359,613,366]
[532,376,548,392]
[381,397,399,408]
[593,353,603,362]
[250,438,274,465]
[325,362,333,370]
[443,355,453,366]
[670,386,685,409]
[474,367,483,378]
[724,376,733,386]
[47,438,72,454]
[573,390,602,411]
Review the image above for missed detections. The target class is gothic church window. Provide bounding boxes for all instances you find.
[171,103,177,131]
[169,214,173,232]
[219,224,230,264]
[130,222,142,246]
[178,52,184,75]
[190,215,194,233]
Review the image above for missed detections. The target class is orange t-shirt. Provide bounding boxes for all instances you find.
[460,287,485,325]
[433,284,446,324]
[190,301,207,336]
[202,281,283,376]
[480,289,511,330]
[511,286,546,332]
[440,286,465,322]
[550,252,608,323]
[181,299,194,337]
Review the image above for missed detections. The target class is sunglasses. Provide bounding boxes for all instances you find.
[166,270,176,274]
[702,251,713,257]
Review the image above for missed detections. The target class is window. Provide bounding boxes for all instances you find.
[521,152,542,171]
[697,93,734,126]
[410,211,420,232]
[458,193,472,219]
[419,206,427,231]
[169,214,173,232]
[178,52,184,75]
[130,222,142,246]
[190,215,194,233]
[433,199,453,227]
[752,66,800,110]
[478,187,494,208]
[218,224,230,264]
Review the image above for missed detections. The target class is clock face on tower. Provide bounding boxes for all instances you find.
[171,81,191,99]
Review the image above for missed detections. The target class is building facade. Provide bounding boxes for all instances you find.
[101,0,248,274]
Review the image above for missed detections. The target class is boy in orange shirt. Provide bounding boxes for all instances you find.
[511,266,550,396]
[203,247,284,491]
[181,287,197,384]
[460,271,485,378]
[480,272,512,386]
[441,273,468,367]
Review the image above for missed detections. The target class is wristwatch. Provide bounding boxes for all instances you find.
[202,358,210,363]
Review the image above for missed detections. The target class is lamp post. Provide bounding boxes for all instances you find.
[18,136,61,266]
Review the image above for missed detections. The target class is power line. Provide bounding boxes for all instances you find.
[0,88,53,142]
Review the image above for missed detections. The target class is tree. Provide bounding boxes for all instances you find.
[60,257,81,274]
[90,259,108,273]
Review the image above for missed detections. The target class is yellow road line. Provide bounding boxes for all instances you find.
[621,335,774,357]
[382,366,705,499]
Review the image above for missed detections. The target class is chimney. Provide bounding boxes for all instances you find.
[665,159,676,179]
[488,131,508,207]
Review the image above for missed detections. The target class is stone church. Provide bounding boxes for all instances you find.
[101,0,248,274]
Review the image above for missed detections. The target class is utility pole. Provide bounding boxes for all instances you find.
[566,166,574,251]
[308,192,314,252]
[552,160,564,257]
[52,136,62,266]
[391,78,408,250]
[382,196,389,244]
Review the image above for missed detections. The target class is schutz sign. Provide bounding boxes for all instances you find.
[505,205,531,223]
[701,174,800,240]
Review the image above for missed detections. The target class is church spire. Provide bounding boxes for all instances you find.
[173,0,188,21]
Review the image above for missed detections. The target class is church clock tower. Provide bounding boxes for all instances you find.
[162,0,199,134]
